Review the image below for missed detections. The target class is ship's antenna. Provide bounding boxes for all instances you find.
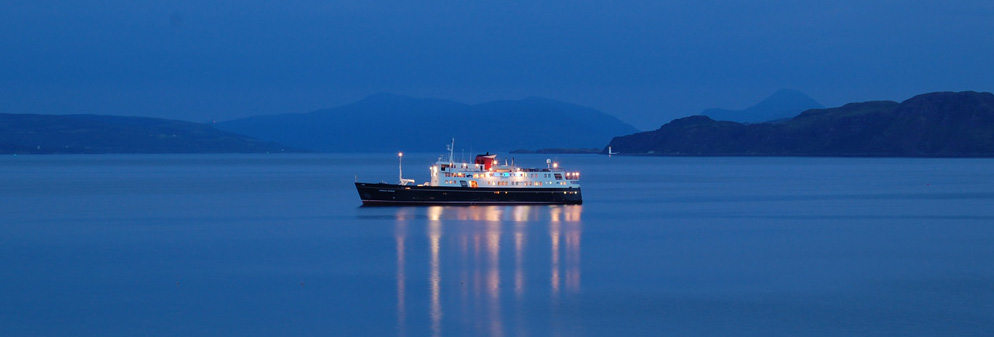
[447,138,454,164]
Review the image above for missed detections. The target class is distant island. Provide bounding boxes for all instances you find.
[0,114,295,154]
[216,93,639,153]
[606,91,994,157]
[7,91,994,157]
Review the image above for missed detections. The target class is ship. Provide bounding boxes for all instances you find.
[355,140,582,206]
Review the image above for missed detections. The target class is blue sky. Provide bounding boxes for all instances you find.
[2,0,992,129]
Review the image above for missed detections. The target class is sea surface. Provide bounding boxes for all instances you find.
[2,154,993,336]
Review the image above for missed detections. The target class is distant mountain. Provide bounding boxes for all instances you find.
[606,91,994,157]
[701,89,824,123]
[216,93,639,153]
[0,113,295,154]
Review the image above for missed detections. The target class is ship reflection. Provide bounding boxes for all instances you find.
[393,205,582,337]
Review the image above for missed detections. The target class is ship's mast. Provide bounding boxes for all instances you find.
[398,152,415,186]
[446,138,455,164]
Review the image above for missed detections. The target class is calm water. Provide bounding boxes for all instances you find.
[2,154,993,336]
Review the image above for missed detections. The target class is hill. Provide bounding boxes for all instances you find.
[0,113,295,154]
[701,89,824,123]
[216,93,639,153]
[606,91,994,157]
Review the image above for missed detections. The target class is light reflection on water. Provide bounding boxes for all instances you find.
[392,205,582,337]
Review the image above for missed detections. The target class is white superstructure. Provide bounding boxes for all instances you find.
[423,140,581,189]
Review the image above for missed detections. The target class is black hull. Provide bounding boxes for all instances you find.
[355,182,582,206]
